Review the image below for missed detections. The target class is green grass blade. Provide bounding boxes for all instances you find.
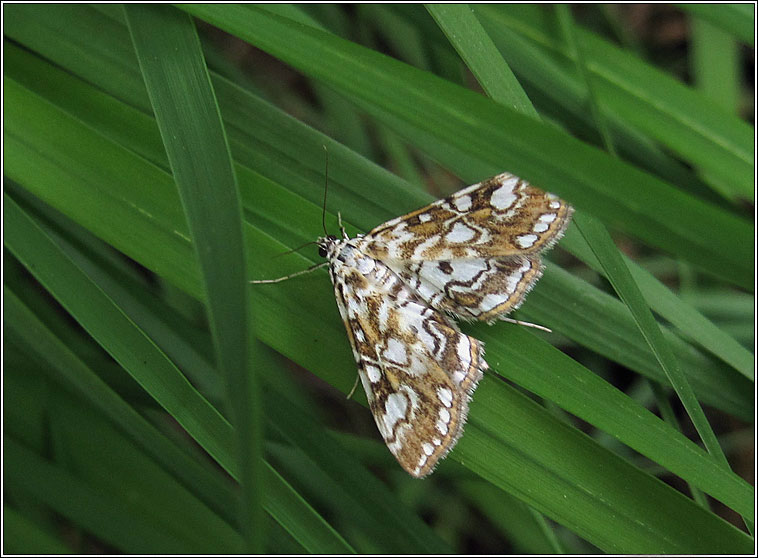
[554,5,617,157]
[691,17,740,114]
[261,465,355,554]
[563,230,754,380]
[425,3,537,117]
[555,11,749,531]
[678,3,755,46]
[689,15,742,199]
[572,213,738,481]
[123,5,263,550]
[3,194,353,553]
[4,437,195,553]
[4,191,236,470]
[5,284,237,524]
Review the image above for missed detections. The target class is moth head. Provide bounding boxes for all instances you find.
[317,235,338,258]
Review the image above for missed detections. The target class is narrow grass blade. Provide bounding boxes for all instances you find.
[124,5,263,550]
[425,3,537,117]
[572,213,736,479]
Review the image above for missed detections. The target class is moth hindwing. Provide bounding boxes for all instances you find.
[316,172,572,477]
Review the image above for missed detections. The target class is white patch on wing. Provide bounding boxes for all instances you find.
[419,259,487,290]
[482,292,509,311]
[490,179,518,210]
[378,300,390,330]
[436,419,449,435]
[384,337,408,365]
[347,296,362,317]
[456,335,472,368]
[383,393,408,433]
[516,234,538,248]
[438,387,453,408]
[445,222,476,243]
[453,194,472,211]
[366,364,381,383]
[505,270,524,293]
[540,213,557,223]
[356,256,375,274]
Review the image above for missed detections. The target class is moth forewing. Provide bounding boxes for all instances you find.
[364,172,573,262]
[324,234,486,477]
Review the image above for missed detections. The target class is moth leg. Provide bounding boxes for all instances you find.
[500,316,551,332]
[249,261,328,284]
[338,211,348,239]
[345,372,361,400]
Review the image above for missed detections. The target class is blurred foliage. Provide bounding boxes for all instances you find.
[3,3,754,554]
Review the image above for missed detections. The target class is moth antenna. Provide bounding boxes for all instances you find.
[502,316,552,333]
[321,144,329,236]
[273,240,319,259]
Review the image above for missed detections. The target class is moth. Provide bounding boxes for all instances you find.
[255,172,573,477]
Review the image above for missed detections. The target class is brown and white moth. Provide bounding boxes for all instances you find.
[258,172,573,477]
